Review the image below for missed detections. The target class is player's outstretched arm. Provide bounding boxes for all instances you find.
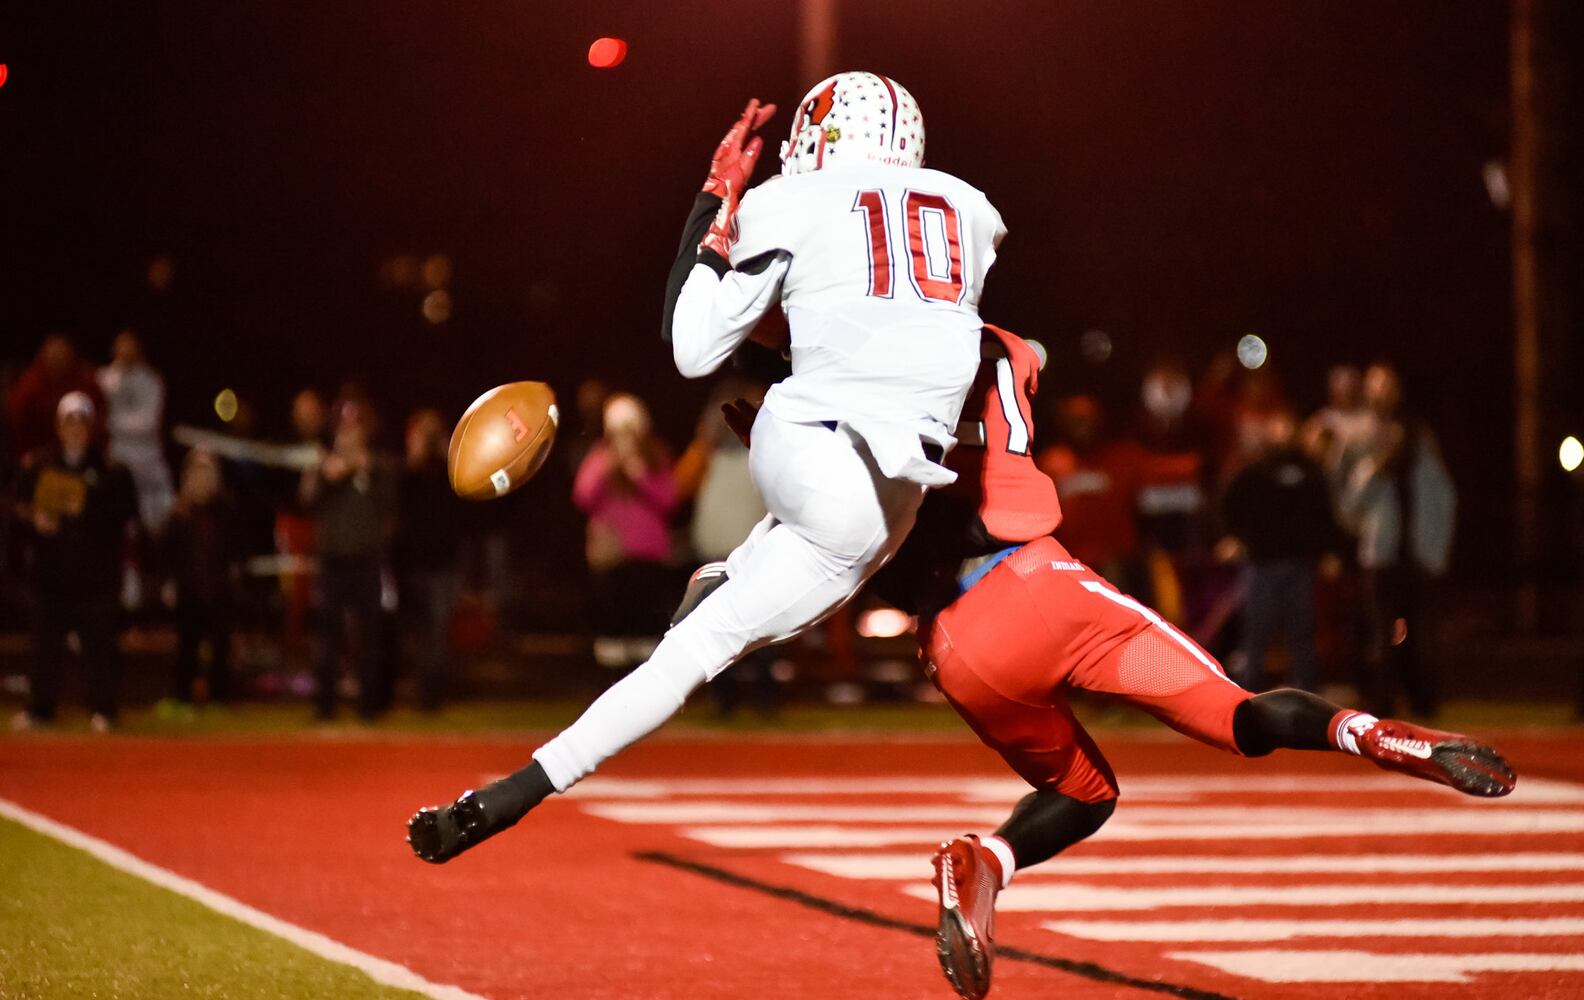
[661,100,787,378]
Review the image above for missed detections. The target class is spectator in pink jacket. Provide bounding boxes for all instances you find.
[573,394,680,667]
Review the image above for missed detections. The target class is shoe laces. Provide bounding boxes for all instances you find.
[1375,732,1434,758]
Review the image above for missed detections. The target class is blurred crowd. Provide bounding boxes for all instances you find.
[1037,356,1455,719]
[1,331,490,728]
[2,329,1457,729]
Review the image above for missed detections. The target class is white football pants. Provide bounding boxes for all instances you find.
[534,411,926,791]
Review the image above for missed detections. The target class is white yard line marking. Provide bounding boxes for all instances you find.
[1085,815,1584,839]
[569,774,1584,803]
[679,813,1584,848]
[1045,917,1584,942]
[682,825,956,849]
[585,802,1009,824]
[902,881,1584,912]
[1164,949,1584,984]
[584,801,1584,833]
[781,851,1584,880]
[0,797,487,1000]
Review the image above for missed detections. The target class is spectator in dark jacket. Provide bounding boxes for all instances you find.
[1338,364,1455,718]
[165,449,243,704]
[1220,410,1341,692]
[11,392,135,730]
[300,407,396,720]
[394,409,460,711]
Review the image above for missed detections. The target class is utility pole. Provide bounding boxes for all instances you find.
[1511,0,1542,630]
[799,0,837,88]
[1511,0,1582,628]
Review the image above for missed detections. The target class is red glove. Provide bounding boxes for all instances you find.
[721,398,760,448]
[700,99,776,259]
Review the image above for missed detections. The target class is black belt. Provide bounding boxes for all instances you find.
[820,420,944,465]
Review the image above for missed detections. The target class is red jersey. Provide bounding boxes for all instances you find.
[942,325,1061,545]
[869,325,1060,615]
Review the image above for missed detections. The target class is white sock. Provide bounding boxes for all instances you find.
[1334,712,1379,756]
[983,834,1017,889]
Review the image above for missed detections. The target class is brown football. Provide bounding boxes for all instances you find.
[448,381,559,500]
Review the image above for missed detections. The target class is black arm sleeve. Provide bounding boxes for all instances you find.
[661,193,730,344]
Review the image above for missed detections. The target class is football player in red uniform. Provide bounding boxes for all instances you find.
[867,326,1514,1000]
[725,322,1515,1000]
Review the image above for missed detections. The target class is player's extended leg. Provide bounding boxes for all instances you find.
[410,418,924,862]
[1068,604,1517,798]
[410,559,757,861]
[926,603,1121,1000]
[1234,689,1515,797]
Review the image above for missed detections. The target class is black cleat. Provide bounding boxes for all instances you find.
[407,764,556,863]
[407,790,495,863]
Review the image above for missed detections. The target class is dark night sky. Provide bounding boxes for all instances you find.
[0,2,1534,573]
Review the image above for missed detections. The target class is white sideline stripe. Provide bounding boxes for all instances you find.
[582,801,1584,830]
[781,851,1584,880]
[1164,949,1584,984]
[568,774,1584,804]
[1045,917,1584,942]
[902,880,1584,912]
[0,798,486,1000]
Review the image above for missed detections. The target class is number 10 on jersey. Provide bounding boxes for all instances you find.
[852,189,965,305]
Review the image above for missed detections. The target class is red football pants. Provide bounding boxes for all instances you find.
[926,536,1250,803]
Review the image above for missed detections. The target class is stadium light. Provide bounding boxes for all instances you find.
[422,289,452,324]
[1237,334,1268,370]
[857,608,914,638]
[1560,435,1583,473]
[214,388,239,423]
[1079,329,1112,364]
[588,38,628,69]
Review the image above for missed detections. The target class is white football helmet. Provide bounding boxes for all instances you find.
[780,71,925,176]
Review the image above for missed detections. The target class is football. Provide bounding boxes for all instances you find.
[448,381,559,500]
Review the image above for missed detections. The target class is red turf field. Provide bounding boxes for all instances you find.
[5,728,1584,999]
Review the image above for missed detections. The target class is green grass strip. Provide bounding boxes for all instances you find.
[0,815,427,1000]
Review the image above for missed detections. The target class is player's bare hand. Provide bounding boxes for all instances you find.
[721,398,759,447]
[32,509,60,536]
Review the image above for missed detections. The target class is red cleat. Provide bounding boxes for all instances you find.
[1351,718,1517,798]
[931,835,1003,999]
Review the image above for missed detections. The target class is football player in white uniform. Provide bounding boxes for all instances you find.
[408,72,1007,861]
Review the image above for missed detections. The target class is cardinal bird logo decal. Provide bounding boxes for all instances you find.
[801,83,837,130]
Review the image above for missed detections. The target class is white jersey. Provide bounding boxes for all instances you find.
[736,166,1003,433]
[670,165,1004,485]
